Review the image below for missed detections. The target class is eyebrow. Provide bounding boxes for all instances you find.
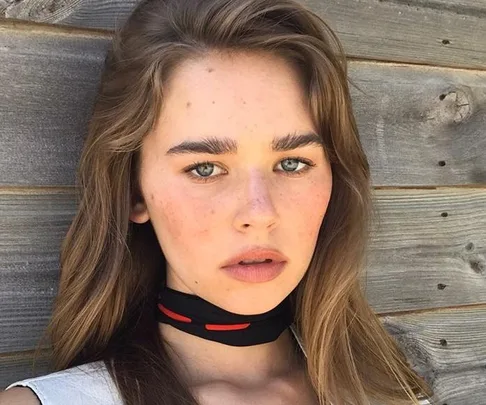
[165,132,323,156]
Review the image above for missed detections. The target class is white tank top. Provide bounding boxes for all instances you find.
[5,360,122,405]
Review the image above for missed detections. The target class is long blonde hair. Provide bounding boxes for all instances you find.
[34,0,434,404]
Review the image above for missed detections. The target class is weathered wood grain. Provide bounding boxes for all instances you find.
[383,307,486,381]
[0,188,485,354]
[348,61,486,186]
[302,0,486,70]
[1,0,485,69]
[0,352,50,390]
[0,190,75,353]
[0,27,109,187]
[1,28,485,187]
[431,367,486,405]
[0,0,137,31]
[366,187,486,313]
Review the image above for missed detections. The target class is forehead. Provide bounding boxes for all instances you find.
[149,50,313,147]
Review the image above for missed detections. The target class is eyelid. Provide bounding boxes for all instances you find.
[183,157,315,183]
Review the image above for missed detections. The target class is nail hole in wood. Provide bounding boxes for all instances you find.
[441,212,448,217]
[442,39,450,44]
[437,283,447,290]
[440,339,448,346]
[466,242,474,251]
[439,94,446,100]
[438,160,446,166]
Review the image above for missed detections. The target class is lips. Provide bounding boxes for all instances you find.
[221,247,288,268]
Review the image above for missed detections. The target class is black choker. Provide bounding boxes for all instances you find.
[155,286,294,347]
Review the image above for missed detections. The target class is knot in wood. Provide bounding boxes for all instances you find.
[439,89,472,124]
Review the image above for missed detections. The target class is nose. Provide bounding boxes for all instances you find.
[233,171,280,232]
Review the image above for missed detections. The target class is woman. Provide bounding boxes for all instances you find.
[1,0,434,404]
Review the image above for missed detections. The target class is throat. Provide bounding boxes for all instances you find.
[190,359,315,405]
[160,323,304,389]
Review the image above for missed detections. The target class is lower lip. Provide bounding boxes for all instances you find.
[222,261,287,283]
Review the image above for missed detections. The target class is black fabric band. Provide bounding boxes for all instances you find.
[155,286,294,346]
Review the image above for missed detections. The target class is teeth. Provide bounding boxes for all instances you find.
[239,259,272,264]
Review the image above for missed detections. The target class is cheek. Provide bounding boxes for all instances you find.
[154,188,219,248]
[284,180,331,221]
[287,178,331,240]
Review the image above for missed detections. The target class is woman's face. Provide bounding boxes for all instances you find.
[130,51,333,315]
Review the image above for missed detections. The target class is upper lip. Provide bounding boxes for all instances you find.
[221,246,288,268]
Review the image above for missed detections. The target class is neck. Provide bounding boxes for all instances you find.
[159,322,304,388]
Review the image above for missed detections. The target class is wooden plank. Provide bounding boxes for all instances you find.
[366,188,486,313]
[1,0,485,69]
[0,27,109,187]
[414,0,486,12]
[385,307,486,405]
[303,0,486,70]
[0,352,50,390]
[1,28,485,187]
[0,0,138,31]
[383,307,486,380]
[0,190,74,353]
[0,188,485,353]
[430,368,486,405]
[348,61,486,186]
[384,307,486,404]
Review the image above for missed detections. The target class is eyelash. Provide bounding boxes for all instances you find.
[183,157,316,183]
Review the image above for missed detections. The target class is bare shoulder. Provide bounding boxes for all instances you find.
[0,387,41,405]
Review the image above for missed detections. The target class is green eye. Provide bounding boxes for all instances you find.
[280,158,303,172]
[184,157,315,183]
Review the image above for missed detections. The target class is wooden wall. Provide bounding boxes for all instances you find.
[1,1,485,403]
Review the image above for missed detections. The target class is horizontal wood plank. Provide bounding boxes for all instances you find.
[366,187,486,313]
[0,352,50,390]
[0,0,138,31]
[348,61,486,186]
[430,367,486,405]
[0,27,108,187]
[304,0,486,70]
[0,28,485,187]
[0,190,75,353]
[0,188,485,353]
[383,307,486,381]
[1,0,485,69]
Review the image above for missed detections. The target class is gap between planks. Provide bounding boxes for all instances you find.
[377,301,486,318]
